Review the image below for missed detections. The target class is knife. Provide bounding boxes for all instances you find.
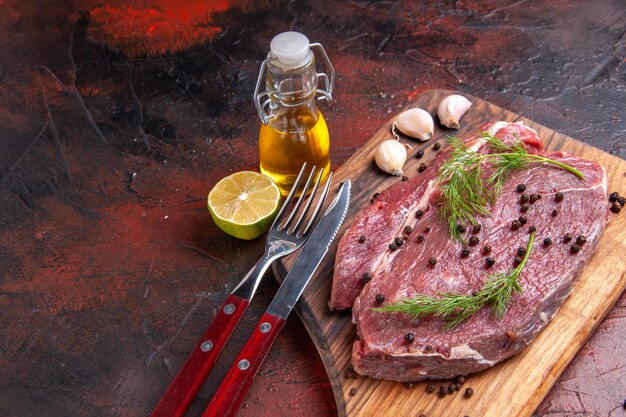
[202,179,351,417]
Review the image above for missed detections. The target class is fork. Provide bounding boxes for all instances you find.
[150,163,326,417]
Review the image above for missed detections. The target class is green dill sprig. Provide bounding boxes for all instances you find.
[437,136,491,240]
[437,132,584,241]
[373,232,536,330]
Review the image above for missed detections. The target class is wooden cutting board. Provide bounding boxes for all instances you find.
[274,89,626,417]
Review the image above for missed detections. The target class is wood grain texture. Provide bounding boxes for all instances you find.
[275,89,626,417]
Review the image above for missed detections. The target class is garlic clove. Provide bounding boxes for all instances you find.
[375,139,407,176]
[438,94,472,129]
[395,108,434,141]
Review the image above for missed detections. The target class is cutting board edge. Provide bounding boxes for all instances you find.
[519,272,625,415]
[273,261,349,417]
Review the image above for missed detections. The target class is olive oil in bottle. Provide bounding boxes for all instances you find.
[259,107,330,194]
[254,31,335,195]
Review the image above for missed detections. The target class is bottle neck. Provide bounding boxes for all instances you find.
[265,53,318,107]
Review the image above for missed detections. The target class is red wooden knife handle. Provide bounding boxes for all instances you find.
[202,312,286,417]
[151,294,249,417]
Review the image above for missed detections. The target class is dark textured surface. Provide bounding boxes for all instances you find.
[0,1,624,416]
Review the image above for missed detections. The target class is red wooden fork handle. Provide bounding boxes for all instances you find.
[150,294,249,417]
[202,312,286,417]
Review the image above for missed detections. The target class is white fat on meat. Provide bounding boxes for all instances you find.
[449,344,496,366]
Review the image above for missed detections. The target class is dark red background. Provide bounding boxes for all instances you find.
[0,1,624,416]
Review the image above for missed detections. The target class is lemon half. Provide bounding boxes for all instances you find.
[208,171,281,240]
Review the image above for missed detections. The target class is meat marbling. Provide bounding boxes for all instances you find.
[331,122,610,381]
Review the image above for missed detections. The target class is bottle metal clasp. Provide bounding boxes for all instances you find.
[309,43,335,104]
[254,59,271,124]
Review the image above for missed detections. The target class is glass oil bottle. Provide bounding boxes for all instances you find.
[254,32,335,195]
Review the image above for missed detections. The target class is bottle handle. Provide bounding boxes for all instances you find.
[254,59,270,124]
[309,43,335,103]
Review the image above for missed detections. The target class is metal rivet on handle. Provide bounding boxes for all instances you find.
[238,359,250,370]
[223,303,235,314]
[200,340,213,352]
[259,322,271,333]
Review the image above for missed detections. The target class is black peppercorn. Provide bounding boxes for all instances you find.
[518,217,528,225]
[416,209,424,218]
[521,203,530,212]
[404,225,413,235]
[417,235,425,243]
[485,257,495,267]
[511,220,521,230]
[389,243,397,251]
[516,184,526,193]
[520,194,530,203]
[375,294,385,304]
[551,209,558,217]
[344,366,355,379]
[438,386,448,397]
[530,194,540,203]
[415,149,424,159]
[571,244,580,253]
[555,191,564,202]
[426,382,436,393]
[447,384,455,394]
[543,238,552,246]
[358,235,367,243]
[514,256,523,264]
[433,142,441,151]
[349,387,357,396]
[373,192,380,200]
[609,191,619,202]
[457,224,466,233]
[428,257,437,266]
[529,225,536,233]
[454,383,461,391]
[473,224,482,233]
[404,332,415,343]
[618,196,626,206]
[576,235,586,245]
[482,245,492,255]
[424,226,432,233]
[469,236,480,246]
[461,247,470,257]
[610,203,622,213]
[464,387,474,398]
[362,272,372,283]
[395,237,405,247]
[418,163,427,173]
[424,344,433,352]
[563,233,572,243]
[517,247,526,257]
[401,175,409,182]
[456,376,466,384]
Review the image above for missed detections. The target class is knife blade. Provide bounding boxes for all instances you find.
[202,179,351,417]
[266,179,351,319]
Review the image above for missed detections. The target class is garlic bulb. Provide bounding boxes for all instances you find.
[438,94,472,129]
[375,140,407,176]
[395,108,434,141]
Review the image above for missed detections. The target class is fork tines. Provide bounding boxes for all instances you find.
[273,163,332,238]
